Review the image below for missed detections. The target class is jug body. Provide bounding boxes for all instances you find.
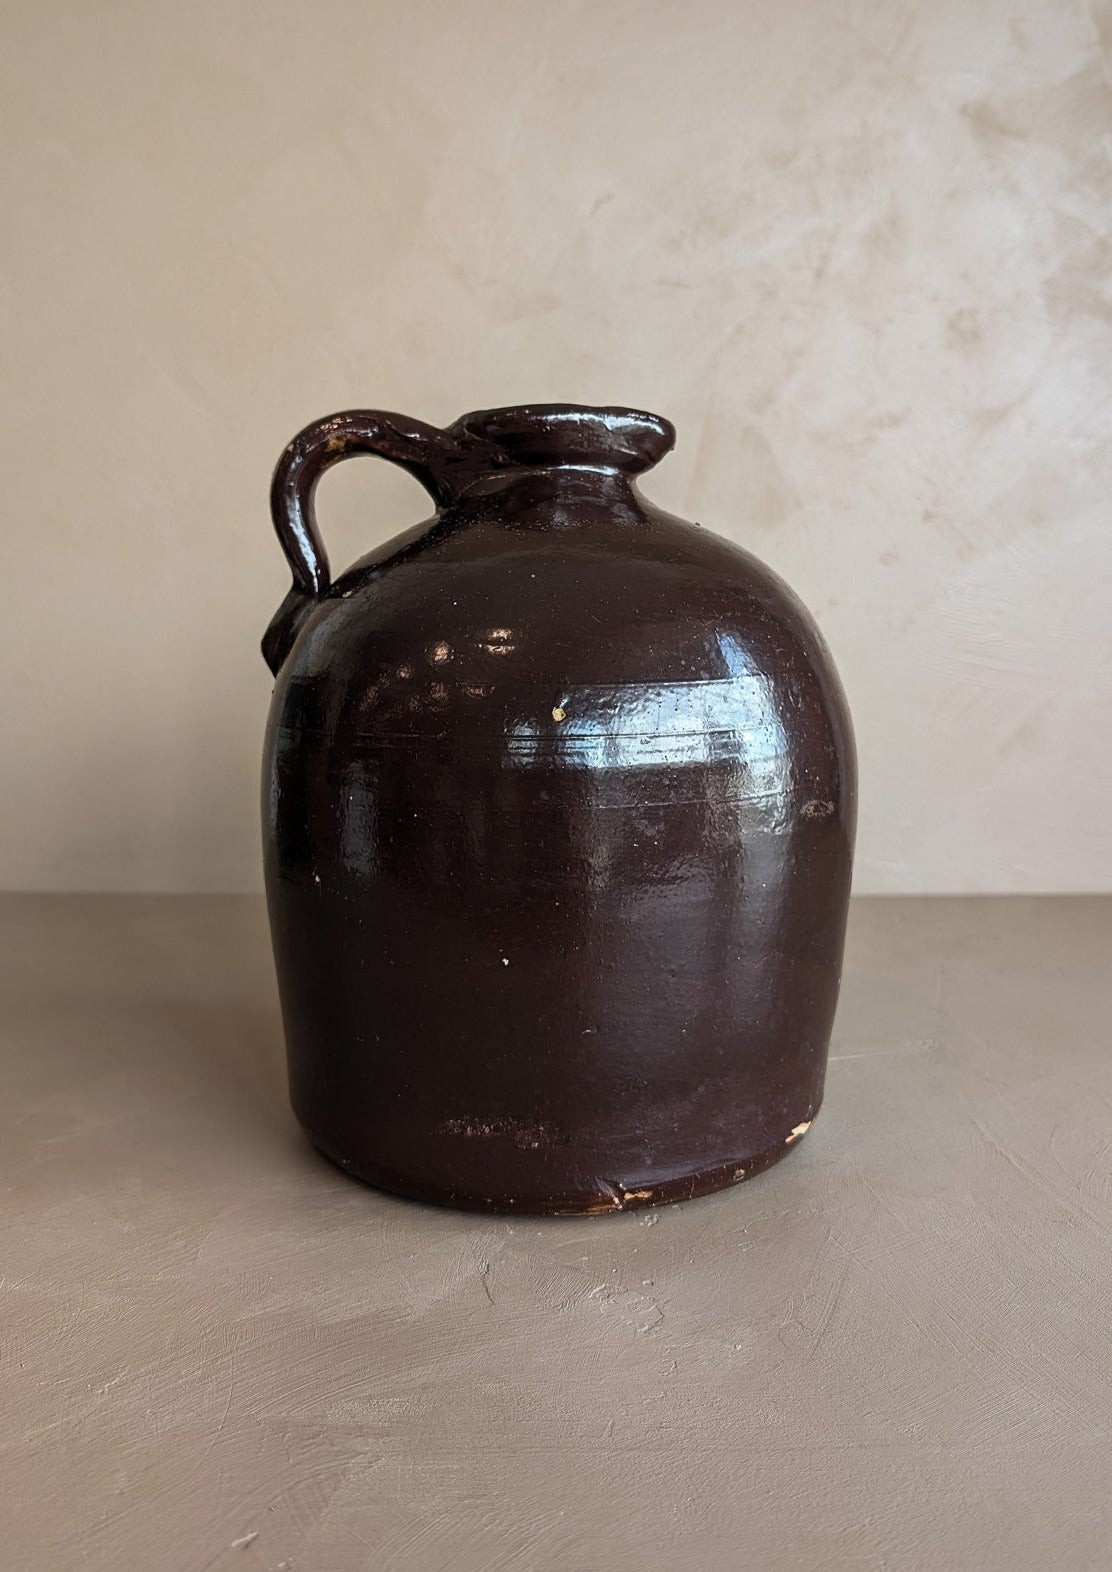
[262,404,855,1213]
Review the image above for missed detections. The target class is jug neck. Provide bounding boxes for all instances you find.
[454,459,640,502]
[451,463,656,527]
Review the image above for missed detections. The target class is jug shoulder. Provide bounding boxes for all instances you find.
[267,504,851,787]
[276,507,825,688]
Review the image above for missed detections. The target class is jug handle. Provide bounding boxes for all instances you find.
[263,409,476,674]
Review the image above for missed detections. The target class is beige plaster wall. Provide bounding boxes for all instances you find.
[1,0,1109,893]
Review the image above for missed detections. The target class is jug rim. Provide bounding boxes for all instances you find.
[450,403,675,473]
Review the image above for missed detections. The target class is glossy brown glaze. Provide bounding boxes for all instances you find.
[261,404,856,1214]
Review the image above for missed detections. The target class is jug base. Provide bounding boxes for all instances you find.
[302,1113,820,1216]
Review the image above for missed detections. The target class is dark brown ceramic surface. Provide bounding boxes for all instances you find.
[261,404,856,1214]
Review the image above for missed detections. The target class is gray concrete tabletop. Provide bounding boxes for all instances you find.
[1,894,1110,1571]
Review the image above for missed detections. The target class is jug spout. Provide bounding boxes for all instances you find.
[449,404,675,474]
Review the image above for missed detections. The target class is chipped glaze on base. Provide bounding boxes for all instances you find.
[306,1111,820,1216]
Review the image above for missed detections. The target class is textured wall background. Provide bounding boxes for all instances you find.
[1,0,1109,893]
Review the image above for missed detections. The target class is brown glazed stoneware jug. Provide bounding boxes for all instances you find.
[261,404,855,1214]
